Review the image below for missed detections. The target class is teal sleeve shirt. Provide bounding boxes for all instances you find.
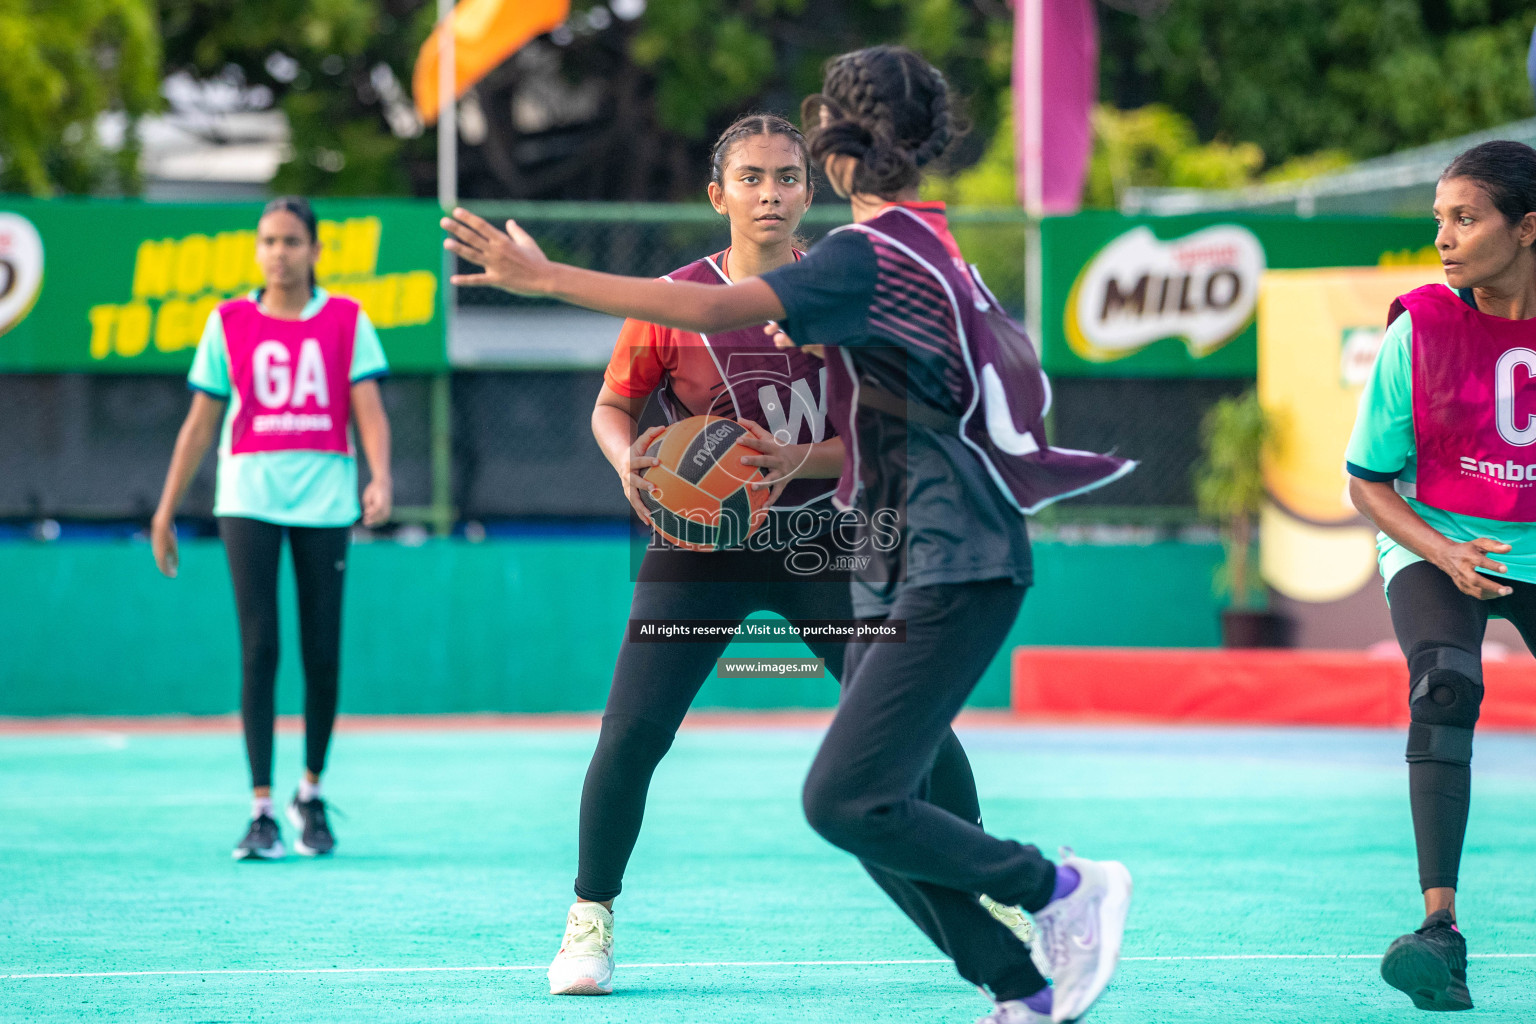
[187,289,388,527]
[1344,309,1536,587]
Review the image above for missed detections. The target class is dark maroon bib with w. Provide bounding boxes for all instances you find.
[823,208,1133,513]
[663,254,836,513]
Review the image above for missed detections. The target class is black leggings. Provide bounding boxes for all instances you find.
[574,537,983,902]
[803,579,1053,1002]
[1388,559,1536,891]
[219,517,349,791]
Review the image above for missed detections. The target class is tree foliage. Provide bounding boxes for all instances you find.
[462,0,1014,200]
[8,0,1536,199]
[1100,0,1536,166]
[1088,103,1262,201]
[933,0,1534,209]
[158,0,436,196]
[0,0,160,196]
[925,97,1351,209]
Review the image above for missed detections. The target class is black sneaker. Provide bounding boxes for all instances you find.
[1381,909,1473,1011]
[233,813,285,861]
[286,794,336,856]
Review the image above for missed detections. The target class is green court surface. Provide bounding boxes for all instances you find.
[4,722,1535,1023]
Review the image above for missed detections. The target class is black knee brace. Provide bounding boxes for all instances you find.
[1405,643,1483,767]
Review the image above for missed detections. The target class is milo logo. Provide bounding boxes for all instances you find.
[692,422,738,467]
[0,212,45,339]
[1065,224,1265,363]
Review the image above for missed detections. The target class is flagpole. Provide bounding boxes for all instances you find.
[434,0,457,536]
[1021,0,1043,217]
[1021,0,1044,344]
[437,0,457,212]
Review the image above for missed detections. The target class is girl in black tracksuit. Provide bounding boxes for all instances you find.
[445,47,1133,1024]
[545,113,989,998]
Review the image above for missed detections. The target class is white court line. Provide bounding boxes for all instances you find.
[8,954,1536,980]
[3,960,944,980]
[1125,954,1536,961]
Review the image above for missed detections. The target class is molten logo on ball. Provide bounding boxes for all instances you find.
[640,415,772,552]
[691,422,739,469]
[0,213,44,339]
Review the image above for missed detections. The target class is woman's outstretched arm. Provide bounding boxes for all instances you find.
[442,209,786,334]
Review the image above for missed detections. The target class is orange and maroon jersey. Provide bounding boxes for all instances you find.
[603,250,836,512]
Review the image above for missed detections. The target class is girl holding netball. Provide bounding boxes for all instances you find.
[446,47,1130,1024]
[547,112,1001,997]
[152,196,392,861]
[1347,141,1536,1012]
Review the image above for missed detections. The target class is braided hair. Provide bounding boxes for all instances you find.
[710,113,810,186]
[259,195,320,295]
[801,46,955,197]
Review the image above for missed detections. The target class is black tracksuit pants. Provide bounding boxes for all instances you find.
[1388,559,1536,891]
[573,536,984,903]
[802,579,1055,1000]
[219,516,348,791]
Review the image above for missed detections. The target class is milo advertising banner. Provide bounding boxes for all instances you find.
[0,198,446,372]
[1040,211,1438,377]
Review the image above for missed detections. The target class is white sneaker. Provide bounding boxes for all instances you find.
[1030,849,1132,1023]
[975,998,1051,1024]
[548,902,615,995]
[981,894,1035,944]
[981,894,1051,979]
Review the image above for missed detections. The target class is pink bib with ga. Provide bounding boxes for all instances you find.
[1396,283,1536,521]
[222,296,358,455]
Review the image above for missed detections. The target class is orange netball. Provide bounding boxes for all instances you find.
[638,416,773,551]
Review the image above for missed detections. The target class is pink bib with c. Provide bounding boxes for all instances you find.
[1395,283,1536,521]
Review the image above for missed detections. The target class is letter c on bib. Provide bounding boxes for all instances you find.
[981,363,1039,456]
[1496,347,1536,446]
[253,340,292,408]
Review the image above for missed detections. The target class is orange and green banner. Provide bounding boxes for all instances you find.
[0,198,446,373]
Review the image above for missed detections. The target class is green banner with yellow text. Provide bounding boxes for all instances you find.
[0,198,446,373]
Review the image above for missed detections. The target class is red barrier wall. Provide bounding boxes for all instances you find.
[1011,648,1536,730]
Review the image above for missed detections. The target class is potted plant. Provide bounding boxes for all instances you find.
[1192,389,1291,648]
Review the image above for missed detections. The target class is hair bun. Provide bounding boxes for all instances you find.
[802,46,955,196]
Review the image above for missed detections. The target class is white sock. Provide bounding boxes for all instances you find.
[252,796,273,820]
[298,779,321,802]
